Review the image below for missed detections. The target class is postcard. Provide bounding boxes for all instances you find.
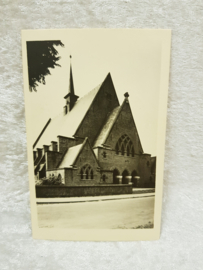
[21,29,171,241]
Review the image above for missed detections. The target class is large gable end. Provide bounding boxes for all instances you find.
[58,137,100,168]
[74,73,120,145]
[95,93,144,154]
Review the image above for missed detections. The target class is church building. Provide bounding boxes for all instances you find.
[33,62,156,190]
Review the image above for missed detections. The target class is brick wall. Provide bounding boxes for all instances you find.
[94,100,143,181]
[58,136,77,154]
[46,151,63,170]
[98,148,140,178]
[100,171,113,184]
[138,154,152,186]
[36,184,132,198]
[64,142,101,186]
[105,100,143,155]
[94,99,150,186]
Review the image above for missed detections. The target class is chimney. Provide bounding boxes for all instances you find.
[43,145,49,155]
[51,141,58,152]
[33,151,37,161]
[37,148,43,159]
[63,105,67,115]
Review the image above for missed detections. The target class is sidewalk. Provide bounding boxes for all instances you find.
[132,188,155,194]
[36,191,155,204]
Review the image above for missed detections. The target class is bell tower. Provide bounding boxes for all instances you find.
[63,56,79,115]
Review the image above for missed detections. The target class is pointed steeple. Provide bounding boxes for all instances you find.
[63,56,79,115]
[69,63,75,95]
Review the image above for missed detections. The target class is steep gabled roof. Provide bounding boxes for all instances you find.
[33,82,102,150]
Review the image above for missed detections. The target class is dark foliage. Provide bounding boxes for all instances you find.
[27,40,64,91]
[36,174,64,186]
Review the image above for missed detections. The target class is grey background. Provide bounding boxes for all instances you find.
[0,1,203,269]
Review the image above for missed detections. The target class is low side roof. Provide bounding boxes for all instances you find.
[59,143,83,168]
[34,82,102,150]
[58,137,100,168]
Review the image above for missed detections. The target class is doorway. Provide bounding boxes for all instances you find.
[113,169,119,184]
[122,169,129,184]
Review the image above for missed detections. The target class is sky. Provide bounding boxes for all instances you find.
[24,30,162,156]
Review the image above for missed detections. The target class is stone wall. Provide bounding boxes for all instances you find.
[35,184,132,198]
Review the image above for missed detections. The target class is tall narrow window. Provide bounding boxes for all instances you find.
[121,144,125,155]
[115,134,135,157]
[116,142,119,154]
[80,164,94,180]
[80,168,84,179]
[127,145,130,156]
[132,146,135,157]
[86,170,89,179]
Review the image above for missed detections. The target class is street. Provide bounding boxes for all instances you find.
[37,196,155,229]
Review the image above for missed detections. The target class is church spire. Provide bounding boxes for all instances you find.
[64,56,79,115]
[68,56,75,95]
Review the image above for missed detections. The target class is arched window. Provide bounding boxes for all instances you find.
[113,169,120,184]
[80,164,94,180]
[127,145,130,156]
[121,144,125,155]
[131,146,135,157]
[122,169,129,184]
[80,168,84,179]
[90,169,94,179]
[115,134,135,157]
[116,142,119,154]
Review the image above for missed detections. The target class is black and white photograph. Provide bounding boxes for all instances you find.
[2,1,203,268]
[22,29,171,241]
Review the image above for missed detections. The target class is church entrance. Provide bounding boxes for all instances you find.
[131,170,138,187]
[122,170,129,184]
[113,169,119,184]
